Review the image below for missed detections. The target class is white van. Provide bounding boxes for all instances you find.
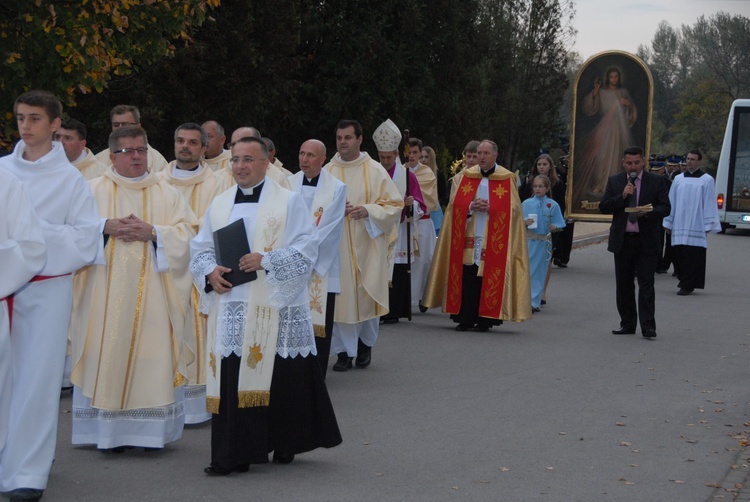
[716,99,750,231]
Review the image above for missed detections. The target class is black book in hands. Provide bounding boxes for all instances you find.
[207,218,256,292]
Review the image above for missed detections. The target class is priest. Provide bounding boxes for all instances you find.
[191,137,341,474]
[663,149,721,295]
[289,139,347,377]
[324,120,403,372]
[404,137,438,312]
[70,125,198,452]
[160,122,225,424]
[373,119,426,324]
[423,139,531,330]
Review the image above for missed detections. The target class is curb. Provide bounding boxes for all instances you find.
[572,232,609,249]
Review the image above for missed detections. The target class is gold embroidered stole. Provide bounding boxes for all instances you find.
[206,181,288,411]
[447,171,512,319]
[307,174,336,338]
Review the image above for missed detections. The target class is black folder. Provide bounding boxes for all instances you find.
[209,218,256,290]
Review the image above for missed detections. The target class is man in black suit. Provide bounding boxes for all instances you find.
[600,147,670,338]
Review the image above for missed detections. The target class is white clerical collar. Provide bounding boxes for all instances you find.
[111,168,149,182]
[172,164,203,178]
[74,150,88,164]
[239,179,264,196]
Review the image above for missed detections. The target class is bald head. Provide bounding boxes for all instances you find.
[230,126,262,144]
[298,139,327,178]
[202,120,226,158]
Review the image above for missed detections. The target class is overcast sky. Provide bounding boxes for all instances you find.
[571,0,750,61]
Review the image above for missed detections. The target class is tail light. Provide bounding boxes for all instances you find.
[717,193,724,209]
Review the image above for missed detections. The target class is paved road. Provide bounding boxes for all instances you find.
[39,229,750,501]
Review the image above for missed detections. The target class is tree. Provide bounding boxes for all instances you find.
[0,0,219,148]
[683,13,750,101]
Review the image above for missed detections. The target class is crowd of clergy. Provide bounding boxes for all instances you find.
[0,90,718,502]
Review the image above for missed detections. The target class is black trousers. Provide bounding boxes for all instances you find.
[450,264,502,328]
[613,233,659,333]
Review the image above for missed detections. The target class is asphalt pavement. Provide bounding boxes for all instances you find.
[33,226,750,501]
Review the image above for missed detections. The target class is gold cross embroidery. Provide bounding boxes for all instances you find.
[492,184,507,199]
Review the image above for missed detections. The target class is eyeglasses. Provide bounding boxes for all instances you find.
[113,147,148,156]
[231,156,267,165]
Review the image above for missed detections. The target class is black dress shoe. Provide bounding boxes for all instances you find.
[540,300,546,306]
[642,330,657,338]
[612,327,636,335]
[272,451,295,464]
[332,352,352,372]
[455,323,471,332]
[9,488,44,502]
[473,324,489,332]
[355,340,371,368]
[532,306,541,313]
[382,317,399,324]
[677,288,694,296]
[102,445,134,454]
[418,303,428,313]
[204,464,249,476]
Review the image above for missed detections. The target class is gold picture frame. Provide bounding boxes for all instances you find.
[567,51,653,221]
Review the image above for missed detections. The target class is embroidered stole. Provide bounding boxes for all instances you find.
[447,173,512,319]
[205,182,288,411]
[306,174,335,338]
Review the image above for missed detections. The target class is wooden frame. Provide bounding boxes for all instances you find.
[567,51,653,221]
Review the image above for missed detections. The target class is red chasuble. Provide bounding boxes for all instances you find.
[446,176,512,319]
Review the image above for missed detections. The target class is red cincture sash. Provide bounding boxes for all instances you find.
[3,274,71,332]
[30,274,71,282]
[446,176,512,319]
[1,295,13,331]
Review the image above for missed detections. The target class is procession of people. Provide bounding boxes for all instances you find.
[0,90,722,502]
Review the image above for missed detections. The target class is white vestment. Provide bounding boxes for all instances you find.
[0,141,99,492]
[663,172,721,247]
[160,162,224,424]
[324,153,402,356]
[70,168,198,449]
[190,181,318,409]
[408,163,438,305]
[289,170,347,333]
[0,170,46,470]
[73,147,106,180]
[204,149,231,172]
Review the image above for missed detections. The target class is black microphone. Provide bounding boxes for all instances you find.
[629,172,637,184]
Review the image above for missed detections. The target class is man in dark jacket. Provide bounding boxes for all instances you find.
[600,146,670,339]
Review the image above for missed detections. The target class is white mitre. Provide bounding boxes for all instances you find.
[373,119,401,152]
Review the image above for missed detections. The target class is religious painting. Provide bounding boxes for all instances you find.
[567,51,653,221]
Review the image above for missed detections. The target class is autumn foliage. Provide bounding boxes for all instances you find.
[0,0,220,148]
